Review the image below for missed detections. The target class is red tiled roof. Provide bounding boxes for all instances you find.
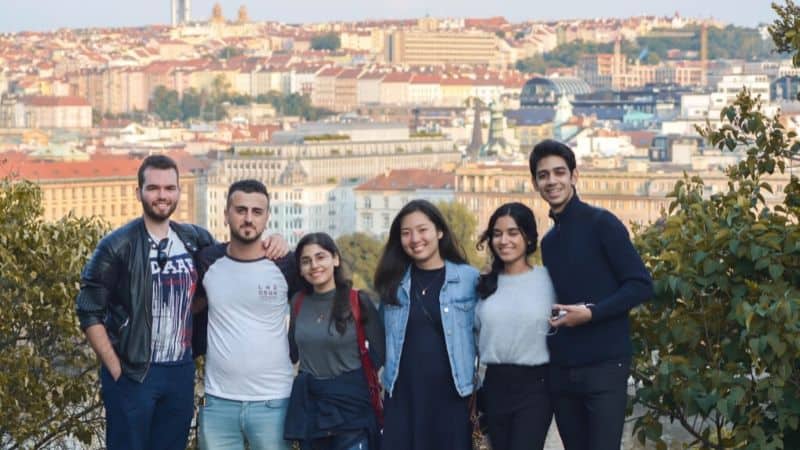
[355,169,455,191]
[337,68,363,79]
[410,74,441,84]
[23,96,90,107]
[318,67,344,77]
[0,152,206,180]
[382,72,413,83]
[0,155,143,180]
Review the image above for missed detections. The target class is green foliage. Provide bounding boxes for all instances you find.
[770,1,800,78]
[255,91,334,120]
[310,33,341,51]
[216,46,244,60]
[336,233,384,293]
[181,88,203,120]
[150,85,181,122]
[436,201,484,268]
[515,26,774,74]
[631,89,800,449]
[0,179,107,448]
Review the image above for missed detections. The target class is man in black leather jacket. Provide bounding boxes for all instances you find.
[76,155,285,450]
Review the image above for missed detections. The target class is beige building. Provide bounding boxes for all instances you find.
[311,67,343,110]
[334,68,362,112]
[3,155,198,228]
[454,163,792,238]
[384,30,500,67]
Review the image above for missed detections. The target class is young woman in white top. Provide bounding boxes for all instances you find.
[474,202,557,450]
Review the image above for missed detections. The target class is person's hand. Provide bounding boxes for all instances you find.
[108,361,123,382]
[549,304,592,328]
[262,233,289,259]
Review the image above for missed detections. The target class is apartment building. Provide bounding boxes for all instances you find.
[19,96,92,129]
[354,169,455,238]
[455,163,792,238]
[384,29,500,67]
[3,155,197,228]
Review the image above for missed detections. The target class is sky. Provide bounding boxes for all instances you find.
[0,0,778,32]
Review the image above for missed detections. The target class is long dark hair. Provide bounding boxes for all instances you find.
[295,232,353,335]
[374,199,467,305]
[476,202,538,299]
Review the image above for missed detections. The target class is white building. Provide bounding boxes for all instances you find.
[716,74,770,105]
[357,72,384,105]
[354,169,455,238]
[199,161,358,244]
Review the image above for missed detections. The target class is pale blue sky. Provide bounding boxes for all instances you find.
[0,0,777,32]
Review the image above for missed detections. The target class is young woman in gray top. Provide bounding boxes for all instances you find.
[474,202,557,450]
[285,233,384,450]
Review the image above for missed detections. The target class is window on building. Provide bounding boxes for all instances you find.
[364,196,372,209]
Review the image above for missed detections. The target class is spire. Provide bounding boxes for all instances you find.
[466,99,483,159]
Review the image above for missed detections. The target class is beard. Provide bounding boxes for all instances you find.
[229,224,263,244]
[141,199,177,222]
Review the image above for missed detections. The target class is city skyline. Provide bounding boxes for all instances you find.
[0,0,776,33]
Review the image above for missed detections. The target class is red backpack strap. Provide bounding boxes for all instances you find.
[349,289,384,426]
[293,291,306,317]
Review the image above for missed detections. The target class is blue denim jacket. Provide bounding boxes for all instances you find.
[381,260,479,397]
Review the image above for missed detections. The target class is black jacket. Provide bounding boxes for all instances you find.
[76,218,215,382]
[542,195,653,367]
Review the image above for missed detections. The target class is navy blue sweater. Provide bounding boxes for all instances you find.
[542,195,653,367]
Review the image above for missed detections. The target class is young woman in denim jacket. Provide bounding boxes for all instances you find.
[374,199,479,450]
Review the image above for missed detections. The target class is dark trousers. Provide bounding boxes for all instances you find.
[483,364,553,450]
[549,358,630,450]
[101,362,195,450]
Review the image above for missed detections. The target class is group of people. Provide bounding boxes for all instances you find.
[76,139,653,450]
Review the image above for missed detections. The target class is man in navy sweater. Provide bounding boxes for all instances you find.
[529,140,653,450]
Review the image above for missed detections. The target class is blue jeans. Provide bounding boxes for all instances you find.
[199,394,290,450]
[101,362,194,450]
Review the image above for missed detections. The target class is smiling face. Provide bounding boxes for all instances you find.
[399,210,444,269]
[136,167,180,223]
[491,215,529,272]
[532,155,578,214]
[299,243,339,293]
[225,190,269,245]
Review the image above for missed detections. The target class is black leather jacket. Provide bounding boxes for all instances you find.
[76,218,215,382]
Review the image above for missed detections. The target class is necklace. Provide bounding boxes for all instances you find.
[315,312,325,324]
[415,267,445,297]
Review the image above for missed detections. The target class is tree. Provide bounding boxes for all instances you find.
[310,33,341,51]
[150,85,181,122]
[436,201,484,268]
[180,87,203,121]
[630,87,800,447]
[216,46,244,60]
[0,179,107,448]
[336,233,384,293]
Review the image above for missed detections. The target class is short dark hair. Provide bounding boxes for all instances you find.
[529,139,577,177]
[138,155,179,188]
[226,179,270,208]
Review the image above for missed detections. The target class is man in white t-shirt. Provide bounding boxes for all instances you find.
[194,179,299,450]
